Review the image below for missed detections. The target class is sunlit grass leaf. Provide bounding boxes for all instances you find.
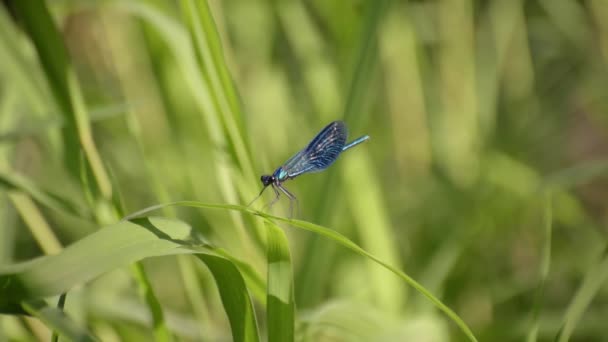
[0,217,261,342]
[124,201,478,342]
[265,221,295,342]
[0,218,188,311]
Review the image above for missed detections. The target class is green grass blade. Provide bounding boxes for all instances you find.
[51,293,67,342]
[555,246,608,342]
[343,152,405,313]
[0,104,127,143]
[297,0,391,306]
[189,0,244,132]
[12,0,112,200]
[265,221,295,342]
[22,300,99,342]
[196,253,260,342]
[527,193,553,342]
[131,263,173,342]
[7,1,170,327]
[544,159,608,190]
[179,0,254,180]
[215,248,266,303]
[7,192,62,255]
[123,201,478,342]
[342,0,391,129]
[124,0,267,252]
[264,215,477,342]
[0,5,48,116]
[177,256,211,339]
[0,171,88,219]
[10,0,72,117]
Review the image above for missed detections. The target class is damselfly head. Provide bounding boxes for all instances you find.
[261,175,274,187]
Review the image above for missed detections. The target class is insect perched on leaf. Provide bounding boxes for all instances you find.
[249,120,369,217]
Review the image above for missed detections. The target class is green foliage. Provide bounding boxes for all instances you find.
[265,221,295,342]
[23,300,99,342]
[1,0,608,341]
[0,216,261,341]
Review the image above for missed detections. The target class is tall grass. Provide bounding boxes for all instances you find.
[1,0,608,341]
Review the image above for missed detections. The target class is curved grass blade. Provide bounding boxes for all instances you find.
[22,300,99,342]
[263,216,477,342]
[214,248,266,303]
[123,201,478,342]
[0,217,261,342]
[265,221,295,342]
[196,253,260,342]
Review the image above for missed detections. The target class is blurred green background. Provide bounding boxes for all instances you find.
[1,0,608,341]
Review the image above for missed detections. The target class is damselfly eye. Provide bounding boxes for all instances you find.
[261,175,273,186]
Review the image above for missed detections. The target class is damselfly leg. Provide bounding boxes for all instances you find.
[277,184,299,219]
[262,185,281,211]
